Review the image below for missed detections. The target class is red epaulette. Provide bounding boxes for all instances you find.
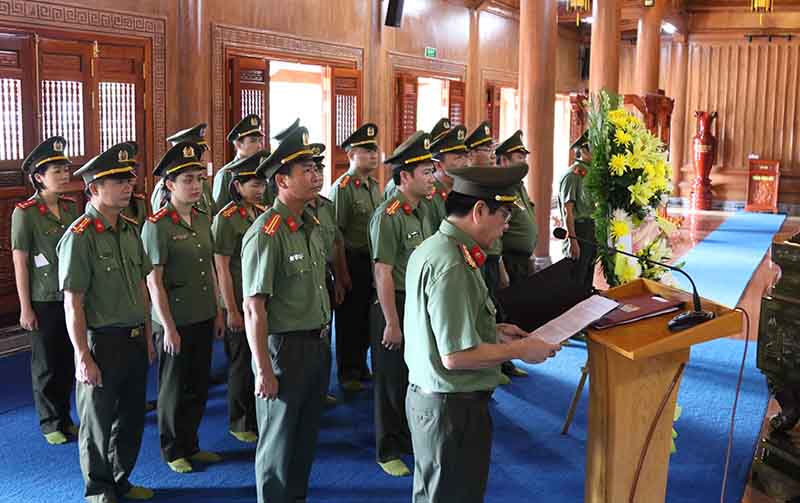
[71,217,92,234]
[339,175,351,189]
[120,213,138,226]
[222,204,239,219]
[459,243,486,269]
[148,207,169,223]
[386,200,401,216]
[16,199,37,210]
[262,213,282,236]
[438,190,448,201]
[133,193,146,200]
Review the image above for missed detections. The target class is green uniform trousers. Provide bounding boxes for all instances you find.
[255,330,331,503]
[335,250,373,382]
[369,292,412,463]
[572,220,597,295]
[78,326,148,503]
[155,318,214,462]
[501,251,532,286]
[30,301,75,434]
[406,385,493,503]
[224,320,256,433]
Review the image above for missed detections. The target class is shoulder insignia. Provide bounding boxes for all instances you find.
[439,190,448,201]
[120,213,138,226]
[16,199,37,210]
[132,193,146,200]
[221,203,238,219]
[459,244,478,269]
[262,213,282,236]
[71,217,92,234]
[402,202,413,215]
[469,245,486,267]
[386,200,401,216]
[148,207,169,223]
[59,195,77,203]
[339,175,351,189]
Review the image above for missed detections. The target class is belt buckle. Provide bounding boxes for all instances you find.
[129,328,141,339]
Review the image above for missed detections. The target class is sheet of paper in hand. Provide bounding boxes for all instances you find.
[529,295,619,345]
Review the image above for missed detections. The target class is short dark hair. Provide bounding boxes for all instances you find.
[444,191,505,218]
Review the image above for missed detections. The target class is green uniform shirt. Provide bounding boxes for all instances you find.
[241,198,331,333]
[329,167,381,253]
[369,190,433,292]
[122,194,149,234]
[307,195,340,260]
[404,219,502,392]
[502,182,537,255]
[212,160,274,213]
[151,177,215,215]
[57,203,153,328]
[211,201,264,312]
[11,194,80,302]
[384,178,448,228]
[141,202,218,327]
[558,164,594,222]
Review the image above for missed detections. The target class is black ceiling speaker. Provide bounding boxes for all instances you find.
[385,0,405,28]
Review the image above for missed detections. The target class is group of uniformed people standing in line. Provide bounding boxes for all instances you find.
[11,107,596,502]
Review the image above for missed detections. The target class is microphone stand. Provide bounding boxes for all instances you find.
[553,227,715,332]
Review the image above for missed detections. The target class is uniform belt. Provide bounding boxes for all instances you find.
[272,326,329,339]
[90,325,144,339]
[409,384,493,401]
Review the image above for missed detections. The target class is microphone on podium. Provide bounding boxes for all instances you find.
[552,227,715,332]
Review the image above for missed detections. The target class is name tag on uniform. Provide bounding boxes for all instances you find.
[288,253,305,262]
[34,254,49,268]
[406,231,421,240]
[172,234,189,241]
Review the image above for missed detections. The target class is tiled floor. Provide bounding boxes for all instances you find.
[547,208,800,503]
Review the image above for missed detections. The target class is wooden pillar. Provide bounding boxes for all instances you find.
[634,0,668,95]
[519,0,558,265]
[363,0,381,124]
[668,35,688,197]
[466,9,481,129]
[589,0,620,95]
[177,0,210,133]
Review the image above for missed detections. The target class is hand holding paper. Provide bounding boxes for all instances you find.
[529,295,619,345]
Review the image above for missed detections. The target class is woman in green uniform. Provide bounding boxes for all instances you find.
[11,136,81,445]
[142,141,226,473]
[211,150,269,443]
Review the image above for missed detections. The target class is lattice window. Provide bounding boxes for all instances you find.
[335,94,357,146]
[0,78,24,161]
[40,80,85,156]
[99,81,136,150]
[242,89,263,119]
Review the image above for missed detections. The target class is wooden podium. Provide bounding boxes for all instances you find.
[584,279,743,503]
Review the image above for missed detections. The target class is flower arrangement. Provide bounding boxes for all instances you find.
[584,91,679,287]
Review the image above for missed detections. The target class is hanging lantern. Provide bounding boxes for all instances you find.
[567,0,591,26]
[751,0,774,25]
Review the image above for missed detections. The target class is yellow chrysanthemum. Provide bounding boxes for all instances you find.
[608,109,629,129]
[615,129,633,147]
[625,115,645,131]
[609,154,628,176]
[610,219,630,240]
[643,163,657,179]
[614,254,641,284]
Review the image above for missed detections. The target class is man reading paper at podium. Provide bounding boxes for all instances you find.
[403,164,562,503]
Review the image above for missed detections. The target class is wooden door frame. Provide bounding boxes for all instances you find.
[212,23,364,170]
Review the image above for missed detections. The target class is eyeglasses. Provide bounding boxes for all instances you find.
[497,206,513,223]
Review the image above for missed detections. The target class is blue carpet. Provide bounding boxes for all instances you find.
[0,336,766,502]
[674,211,786,308]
